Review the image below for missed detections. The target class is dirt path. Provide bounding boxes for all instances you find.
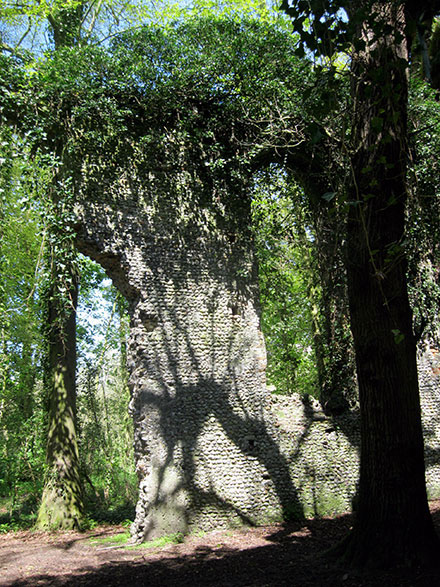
[2,502,440,586]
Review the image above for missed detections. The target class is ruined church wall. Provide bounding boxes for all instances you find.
[271,395,360,519]
[269,343,440,521]
[417,344,440,499]
[74,144,440,541]
[75,146,302,541]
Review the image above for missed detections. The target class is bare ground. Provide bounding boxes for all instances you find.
[2,501,440,587]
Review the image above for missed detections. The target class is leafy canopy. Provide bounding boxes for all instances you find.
[17,16,313,179]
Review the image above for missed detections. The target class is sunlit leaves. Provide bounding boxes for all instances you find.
[280,0,349,57]
[252,166,318,396]
[0,131,46,510]
[407,78,440,343]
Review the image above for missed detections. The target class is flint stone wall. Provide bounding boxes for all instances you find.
[269,343,440,520]
[75,141,301,541]
[418,343,440,499]
[75,147,440,542]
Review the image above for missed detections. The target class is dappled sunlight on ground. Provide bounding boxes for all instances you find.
[2,501,440,586]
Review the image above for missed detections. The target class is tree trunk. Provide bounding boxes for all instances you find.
[342,1,439,568]
[37,262,83,530]
[36,3,87,531]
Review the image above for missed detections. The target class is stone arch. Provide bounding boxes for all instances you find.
[44,18,364,542]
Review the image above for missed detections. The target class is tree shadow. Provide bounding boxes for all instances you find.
[127,265,305,538]
[7,510,440,586]
[73,115,364,542]
[76,183,366,541]
[75,154,309,538]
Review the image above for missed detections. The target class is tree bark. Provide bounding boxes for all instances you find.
[37,261,83,530]
[36,2,87,531]
[342,0,439,568]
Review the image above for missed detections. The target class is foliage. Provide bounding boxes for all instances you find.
[280,0,350,60]
[407,77,440,344]
[252,166,318,396]
[24,16,310,169]
[76,263,136,522]
[0,132,46,525]
[0,130,136,527]
[0,0,283,54]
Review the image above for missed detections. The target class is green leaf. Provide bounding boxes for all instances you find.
[371,116,383,132]
[391,329,405,344]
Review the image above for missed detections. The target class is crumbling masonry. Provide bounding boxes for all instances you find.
[75,133,299,540]
[74,134,440,543]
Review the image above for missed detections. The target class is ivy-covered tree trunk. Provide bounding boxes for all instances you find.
[36,2,86,531]
[342,1,439,568]
[37,237,83,529]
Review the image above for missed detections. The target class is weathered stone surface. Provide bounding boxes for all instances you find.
[74,137,299,541]
[269,344,440,521]
[74,136,440,542]
[418,343,440,499]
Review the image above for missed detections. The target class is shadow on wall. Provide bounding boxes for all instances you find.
[418,343,440,500]
[127,265,305,541]
[270,392,360,521]
[77,191,308,541]
[75,148,363,542]
[77,212,365,542]
[78,204,440,540]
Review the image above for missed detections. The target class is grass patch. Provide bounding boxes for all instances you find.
[127,532,185,550]
[89,530,131,546]
[89,530,185,549]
